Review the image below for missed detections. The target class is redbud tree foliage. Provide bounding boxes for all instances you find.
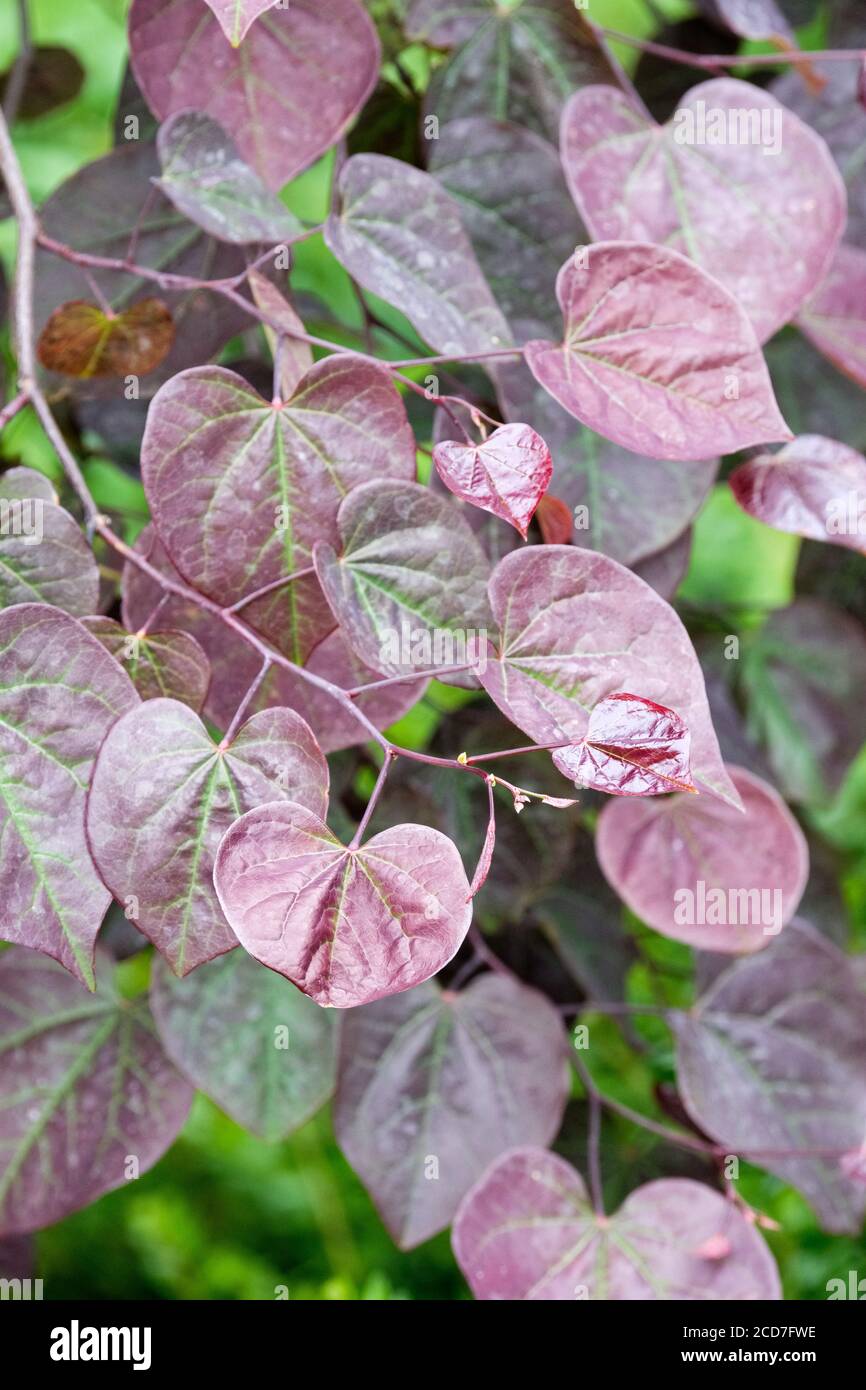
[0,0,865,1302]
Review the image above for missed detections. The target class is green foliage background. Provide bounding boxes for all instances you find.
[1,0,864,1300]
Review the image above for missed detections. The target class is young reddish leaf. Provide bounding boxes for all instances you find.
[798,243,866,390]
[407,0,617,142]
[247,270,313,400]
[479,546,740,807]
[314,480,494,688]
[0,605,138,989]
[561,81,845,342]
[129,0,380,189]
[596,765,808,953]
[203,0,280,47]
[730,435,866,550]
[156,111,303,246]
[0,499,98,616]
[524,245,792,461]
[151,951,337,1141]
[334,976,569,1248]
[87,699,329,976]
[141,358,416,665]
[552,692,696,797]
[0,949,192,1237]
[325,154,512,355]
[453,1149,781,1300]
[428,118,583,340]
[467,782,497,899]
[37,298,174,378]
[81,616,211,712]
[433,423,552,538]
[534,493,573,544]
[674,920,866,1235]
[214,801,474,1008]
[741,599,866,804]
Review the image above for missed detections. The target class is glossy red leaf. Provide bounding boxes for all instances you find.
[129,0,380,188]
[203,0,279,47]
[596,765,808,953]
[524,244,791,460]
[534,493,573,545]
[87,699,329,976]
[0,605,138,989]
[0,949,192,1236]
[433,424,552,538]
[798,243,866,390]
[674,920,866,1234]
[561,81,845,342]
[81,615,211,712]
[334,975,569,1248]
[730,435,866,550]
[140,358,416,665]
[214,801,473,1008]
[453,1148,781,1300]
[479,546,739,807]
[552,692,696,797]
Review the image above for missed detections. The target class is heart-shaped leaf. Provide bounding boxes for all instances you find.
[314,480,494,688]
[334,975,569,1248]
[524,245,791,460]
[479,545,739,806]
[129,0,380,188]
[151,950,337,1140]
[798,243,866,390]
[214,801,473,1008]
[0,497,98,616]
[141,358,416,665]
[452,1148,781,1300]
[325,154,512,356]
[407,0,617,141]
[0,605,138,988]
[37,298,174,378]
[673,919,866,1235]
[596,765,808,952]
[433,423,552,538]
[203,0,279,47]
[428,118,583,341]
[740,599,866,804]
[730,435,866,550]
[81,616,211,712]
[155,111,303,245]
[552,693,696,796]
[87,699,329,976]
[0,949,192,1236]
[561,81,845,342]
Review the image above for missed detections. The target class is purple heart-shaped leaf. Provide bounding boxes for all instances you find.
[552,692,696,796]
[214,801,473,1008]
[433,423,552,538]
[798,243,866,390]
[730,434,866,550]
[82,616,211,712]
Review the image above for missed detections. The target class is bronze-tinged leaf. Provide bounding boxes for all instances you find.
[37,298,174,379]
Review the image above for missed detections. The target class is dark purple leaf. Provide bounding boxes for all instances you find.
[596,765,808,953]
[632,530,694,601]
[798,243,866,390]
[0,497,98,616]
[552,692,696,797]
[325,154,512,355]
[561,81,845,342]
[141,358,416,665]
[478,545,739,807]
[0,606,138,989]
[81,616,211,712]
[334,975,569,1248]
[524,244,791,460]
[674,920,866,1234]
[697,0,794,40]
[0,45,84,119]
[452,1148,781,1299]
[773,61,866,250]
[730,435,866,550]
[433,423,552,538]
[214,800,473,1008]
[129,0,380,188]
[87,699,329,975]
[151,950,337,1140]
[0,948,192,1236]
[314,480,494,688]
